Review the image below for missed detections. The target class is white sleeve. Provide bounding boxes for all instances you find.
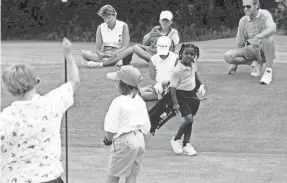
[104,98,120,133]
[141,102,151,135]
[44,81,74,114]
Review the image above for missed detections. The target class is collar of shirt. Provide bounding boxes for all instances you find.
[247,9,262,21]
[106,20,118,31]
[11,93,40,106]
[178,61,195,71]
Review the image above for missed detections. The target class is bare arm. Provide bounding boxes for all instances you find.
[149,59,156,82]
[143,33,151,46]
[105,132,116,141]
[63,38,80,92]
[95,25,104,55]
[170,87,178,105]
[195,72,202,85]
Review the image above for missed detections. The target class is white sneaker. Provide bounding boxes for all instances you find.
[250,61,262,77]
[87,61,103,68]
[170,137,183,154]
[183,143,197,156]
[260,69,272,85]
[115,60,123,67]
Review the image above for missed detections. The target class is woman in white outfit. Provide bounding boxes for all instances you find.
[82,5,132,68]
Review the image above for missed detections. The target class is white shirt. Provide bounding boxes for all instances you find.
[100,20,125,48]
[151,51,178,83]
[104,94,151,139]
[0,82,74,183]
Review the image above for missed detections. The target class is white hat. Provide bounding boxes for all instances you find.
[160,10,173,21]
[106,65,142,86]
[156,36,172,56]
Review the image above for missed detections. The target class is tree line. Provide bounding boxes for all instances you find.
[1,0,283,42]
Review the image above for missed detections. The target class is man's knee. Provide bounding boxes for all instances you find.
[262,36,275,48]
[223,50,235,63]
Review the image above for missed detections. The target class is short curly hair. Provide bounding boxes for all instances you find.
[98,4,117,18]
[2,63,38,96]
[178,43,200,60]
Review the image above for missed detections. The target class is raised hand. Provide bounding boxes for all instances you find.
[62,37,72,56]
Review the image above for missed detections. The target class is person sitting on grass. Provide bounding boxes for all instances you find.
[81,4,132,68]
[0,38,79,183]
[140,36,178,101]
[103,65,151,183]
[95,10,180,67]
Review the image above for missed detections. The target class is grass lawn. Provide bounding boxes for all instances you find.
[1,36,287,183]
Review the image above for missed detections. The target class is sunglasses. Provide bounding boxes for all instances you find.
[243,5,252,9]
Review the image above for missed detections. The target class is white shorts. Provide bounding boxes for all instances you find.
[108,130,145,177]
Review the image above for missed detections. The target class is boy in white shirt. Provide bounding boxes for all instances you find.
[140,36,178,101]
[0,38,80,183]
[104,65,151,183]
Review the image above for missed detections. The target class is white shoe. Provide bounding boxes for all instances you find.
[170,137,183,154]
[115,60,123,67]
[250,61,262,77]
[87,61,103,68]
[183,143,197,156]
[260,69,272,85]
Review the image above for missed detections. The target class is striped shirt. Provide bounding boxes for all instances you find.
[236,9,276,46]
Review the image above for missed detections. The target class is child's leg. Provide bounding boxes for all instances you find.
[182,114,194,146]
[182,100,200,156]
[125,173,137,183]
[133,45,153,62]
[140,85,158,101]
[106,176,120,183]
[174,116,192,141]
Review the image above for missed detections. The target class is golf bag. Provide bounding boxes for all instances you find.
[148,91,177,135]
[148,77,202,135]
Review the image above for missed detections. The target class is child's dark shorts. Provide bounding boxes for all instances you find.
[176,89,200,117]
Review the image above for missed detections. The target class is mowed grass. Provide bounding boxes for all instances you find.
[1,37,287,182]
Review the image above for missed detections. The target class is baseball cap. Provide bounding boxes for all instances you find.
[106,65,142,86]
[156,36,172,56]
[160,10,173,21]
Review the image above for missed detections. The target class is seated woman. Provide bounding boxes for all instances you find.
[140,36,178,101]
[97,10,180,67]
[82,4,132,68]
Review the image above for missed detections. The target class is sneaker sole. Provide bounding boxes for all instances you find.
[260,81,271,85]
[183,151,197,156]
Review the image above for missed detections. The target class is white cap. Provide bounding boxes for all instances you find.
[160,10,173,21]
[156,36,172,56]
